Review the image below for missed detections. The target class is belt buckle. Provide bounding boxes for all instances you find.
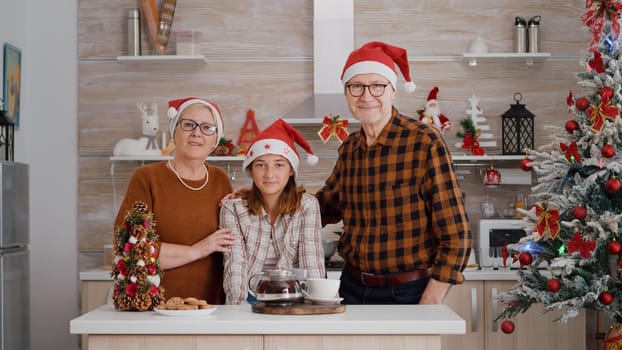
[361,272,387,287]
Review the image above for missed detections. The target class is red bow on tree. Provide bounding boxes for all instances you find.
[582,0,622,52]
[318,115,349,143]
[567,231,596,259]
[588,93,619,131]
[567,90,574,112]
[587,52,606,73]
[535,205,561,239]
[560,140,582,163]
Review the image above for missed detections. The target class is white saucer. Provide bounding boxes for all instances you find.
[304,296,344,305]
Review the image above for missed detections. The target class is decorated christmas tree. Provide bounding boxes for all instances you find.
[496,1,622,342]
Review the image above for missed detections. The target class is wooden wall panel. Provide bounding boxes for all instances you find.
[77,0,591,269]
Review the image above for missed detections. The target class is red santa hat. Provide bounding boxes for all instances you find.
[242,118,318,175]
[427,86,439,102]
[167,97,224,140]
[340,41,416,93]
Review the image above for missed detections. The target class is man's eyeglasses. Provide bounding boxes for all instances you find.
[345,83,389,97]
[178,119,218,136]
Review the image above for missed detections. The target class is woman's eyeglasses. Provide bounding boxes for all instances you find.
[345,83,389,97]
[178,119,218,136]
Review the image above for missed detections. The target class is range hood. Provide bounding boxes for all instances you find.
[282,0,355,125]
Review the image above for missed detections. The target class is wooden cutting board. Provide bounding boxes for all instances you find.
[251,302,346,315]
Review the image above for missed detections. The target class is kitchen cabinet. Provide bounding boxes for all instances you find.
[442,280,585,350]
[81,281,112,314]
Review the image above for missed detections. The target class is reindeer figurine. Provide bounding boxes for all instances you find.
[112,102,162,156]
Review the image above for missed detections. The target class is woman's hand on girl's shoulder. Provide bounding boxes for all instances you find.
[219,186,251,206]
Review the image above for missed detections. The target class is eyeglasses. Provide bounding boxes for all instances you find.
[345,83,389,97]
[178,119,218,136]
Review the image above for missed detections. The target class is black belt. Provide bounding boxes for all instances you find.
[343,263,429,287]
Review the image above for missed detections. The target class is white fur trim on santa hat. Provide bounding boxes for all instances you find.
[306,153,319,166]
[168,100,224,140]
[242,139,301,174]
[404,81,416,93]
[341,61,398,88]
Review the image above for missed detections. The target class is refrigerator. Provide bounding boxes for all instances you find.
[0,162,29,350]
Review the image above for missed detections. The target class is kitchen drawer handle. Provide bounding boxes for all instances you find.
[471,287,478,332]
[491,287,499,332]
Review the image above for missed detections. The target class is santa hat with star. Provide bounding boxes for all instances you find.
[341,41,416,93]
[167,97,224,140]
[242,118,318,175]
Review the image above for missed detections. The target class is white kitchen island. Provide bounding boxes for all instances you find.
[70,304,465,350]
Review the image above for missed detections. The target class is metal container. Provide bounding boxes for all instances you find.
[128,8,141,56]
[514,16,527,53]
[528,15,541,53]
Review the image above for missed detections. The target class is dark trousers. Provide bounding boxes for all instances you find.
[340,269,429,304]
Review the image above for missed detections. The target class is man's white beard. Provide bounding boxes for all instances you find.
[426,102,442,126]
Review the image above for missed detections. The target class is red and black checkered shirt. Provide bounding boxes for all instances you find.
[317,108,472,284]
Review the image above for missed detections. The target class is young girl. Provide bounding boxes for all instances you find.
[220,119,325,304]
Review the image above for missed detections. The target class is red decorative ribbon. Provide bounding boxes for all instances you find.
[567,90,574,111]
[582,0,622,52]
[588,93,619,131]
[567,231,596,259]
[588,52,606,73]
[318,115,349,143]
[535,205,561,239]
[560,140,582,163]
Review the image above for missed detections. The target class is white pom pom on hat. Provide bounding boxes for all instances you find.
[341,41,416,93]
[167,97,224,140]
[242,118,318,175]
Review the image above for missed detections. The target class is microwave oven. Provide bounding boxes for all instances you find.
[478,219,529,269]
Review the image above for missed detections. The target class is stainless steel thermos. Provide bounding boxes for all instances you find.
[528,16,541,53]
[128,8,141,56]
[514,16,527,53]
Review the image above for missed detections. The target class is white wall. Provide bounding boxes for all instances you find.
[0,0,79,349]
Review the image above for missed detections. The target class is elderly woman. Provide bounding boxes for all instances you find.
[114,97,235,304]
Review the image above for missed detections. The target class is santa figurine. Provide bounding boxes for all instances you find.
[418,86,452,133]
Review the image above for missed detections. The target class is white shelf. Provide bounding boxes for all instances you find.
[462,52,551,66]
[116,55,207,64]
[109,155,243,162]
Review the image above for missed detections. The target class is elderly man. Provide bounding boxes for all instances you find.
[316,41,471,305]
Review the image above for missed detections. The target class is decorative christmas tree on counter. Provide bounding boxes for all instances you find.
[496,1,622,343]
[112,201,164,311]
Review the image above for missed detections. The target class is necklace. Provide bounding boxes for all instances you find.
[167,160,209,191]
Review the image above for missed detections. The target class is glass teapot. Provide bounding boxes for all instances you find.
[248,269,304,304]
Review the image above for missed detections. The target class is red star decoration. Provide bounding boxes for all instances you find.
[283,148,290,155]
[264,143,271,150]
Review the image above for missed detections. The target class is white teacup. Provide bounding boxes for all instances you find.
[304,278,340,299]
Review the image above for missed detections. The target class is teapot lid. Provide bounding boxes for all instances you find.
[267,269,296,281]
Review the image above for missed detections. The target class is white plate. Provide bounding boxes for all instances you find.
[304,296,344,305]
[154,307,217,317]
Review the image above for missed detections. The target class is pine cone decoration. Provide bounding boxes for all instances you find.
[132,201,149,214]
[132,293,153,311]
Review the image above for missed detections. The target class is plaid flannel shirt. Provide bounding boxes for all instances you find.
[317,107,471,284]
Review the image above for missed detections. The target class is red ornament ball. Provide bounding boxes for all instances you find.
[599,291,614,305]
[546,278,561,293]
[601,86,614,99]
[520,158,533,172]
[518,252,533,266]
[602,144,616,158]
[572,206,587,220]
[565,120,579,134]
[608,241,622,255]
[606,178,622,194]
[501,320,515,334]
[575,97,590,111]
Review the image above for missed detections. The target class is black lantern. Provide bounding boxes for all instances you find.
[501,92,535,155]
[0,110,14,161]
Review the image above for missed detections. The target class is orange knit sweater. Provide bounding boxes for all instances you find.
[114,161,233,304]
